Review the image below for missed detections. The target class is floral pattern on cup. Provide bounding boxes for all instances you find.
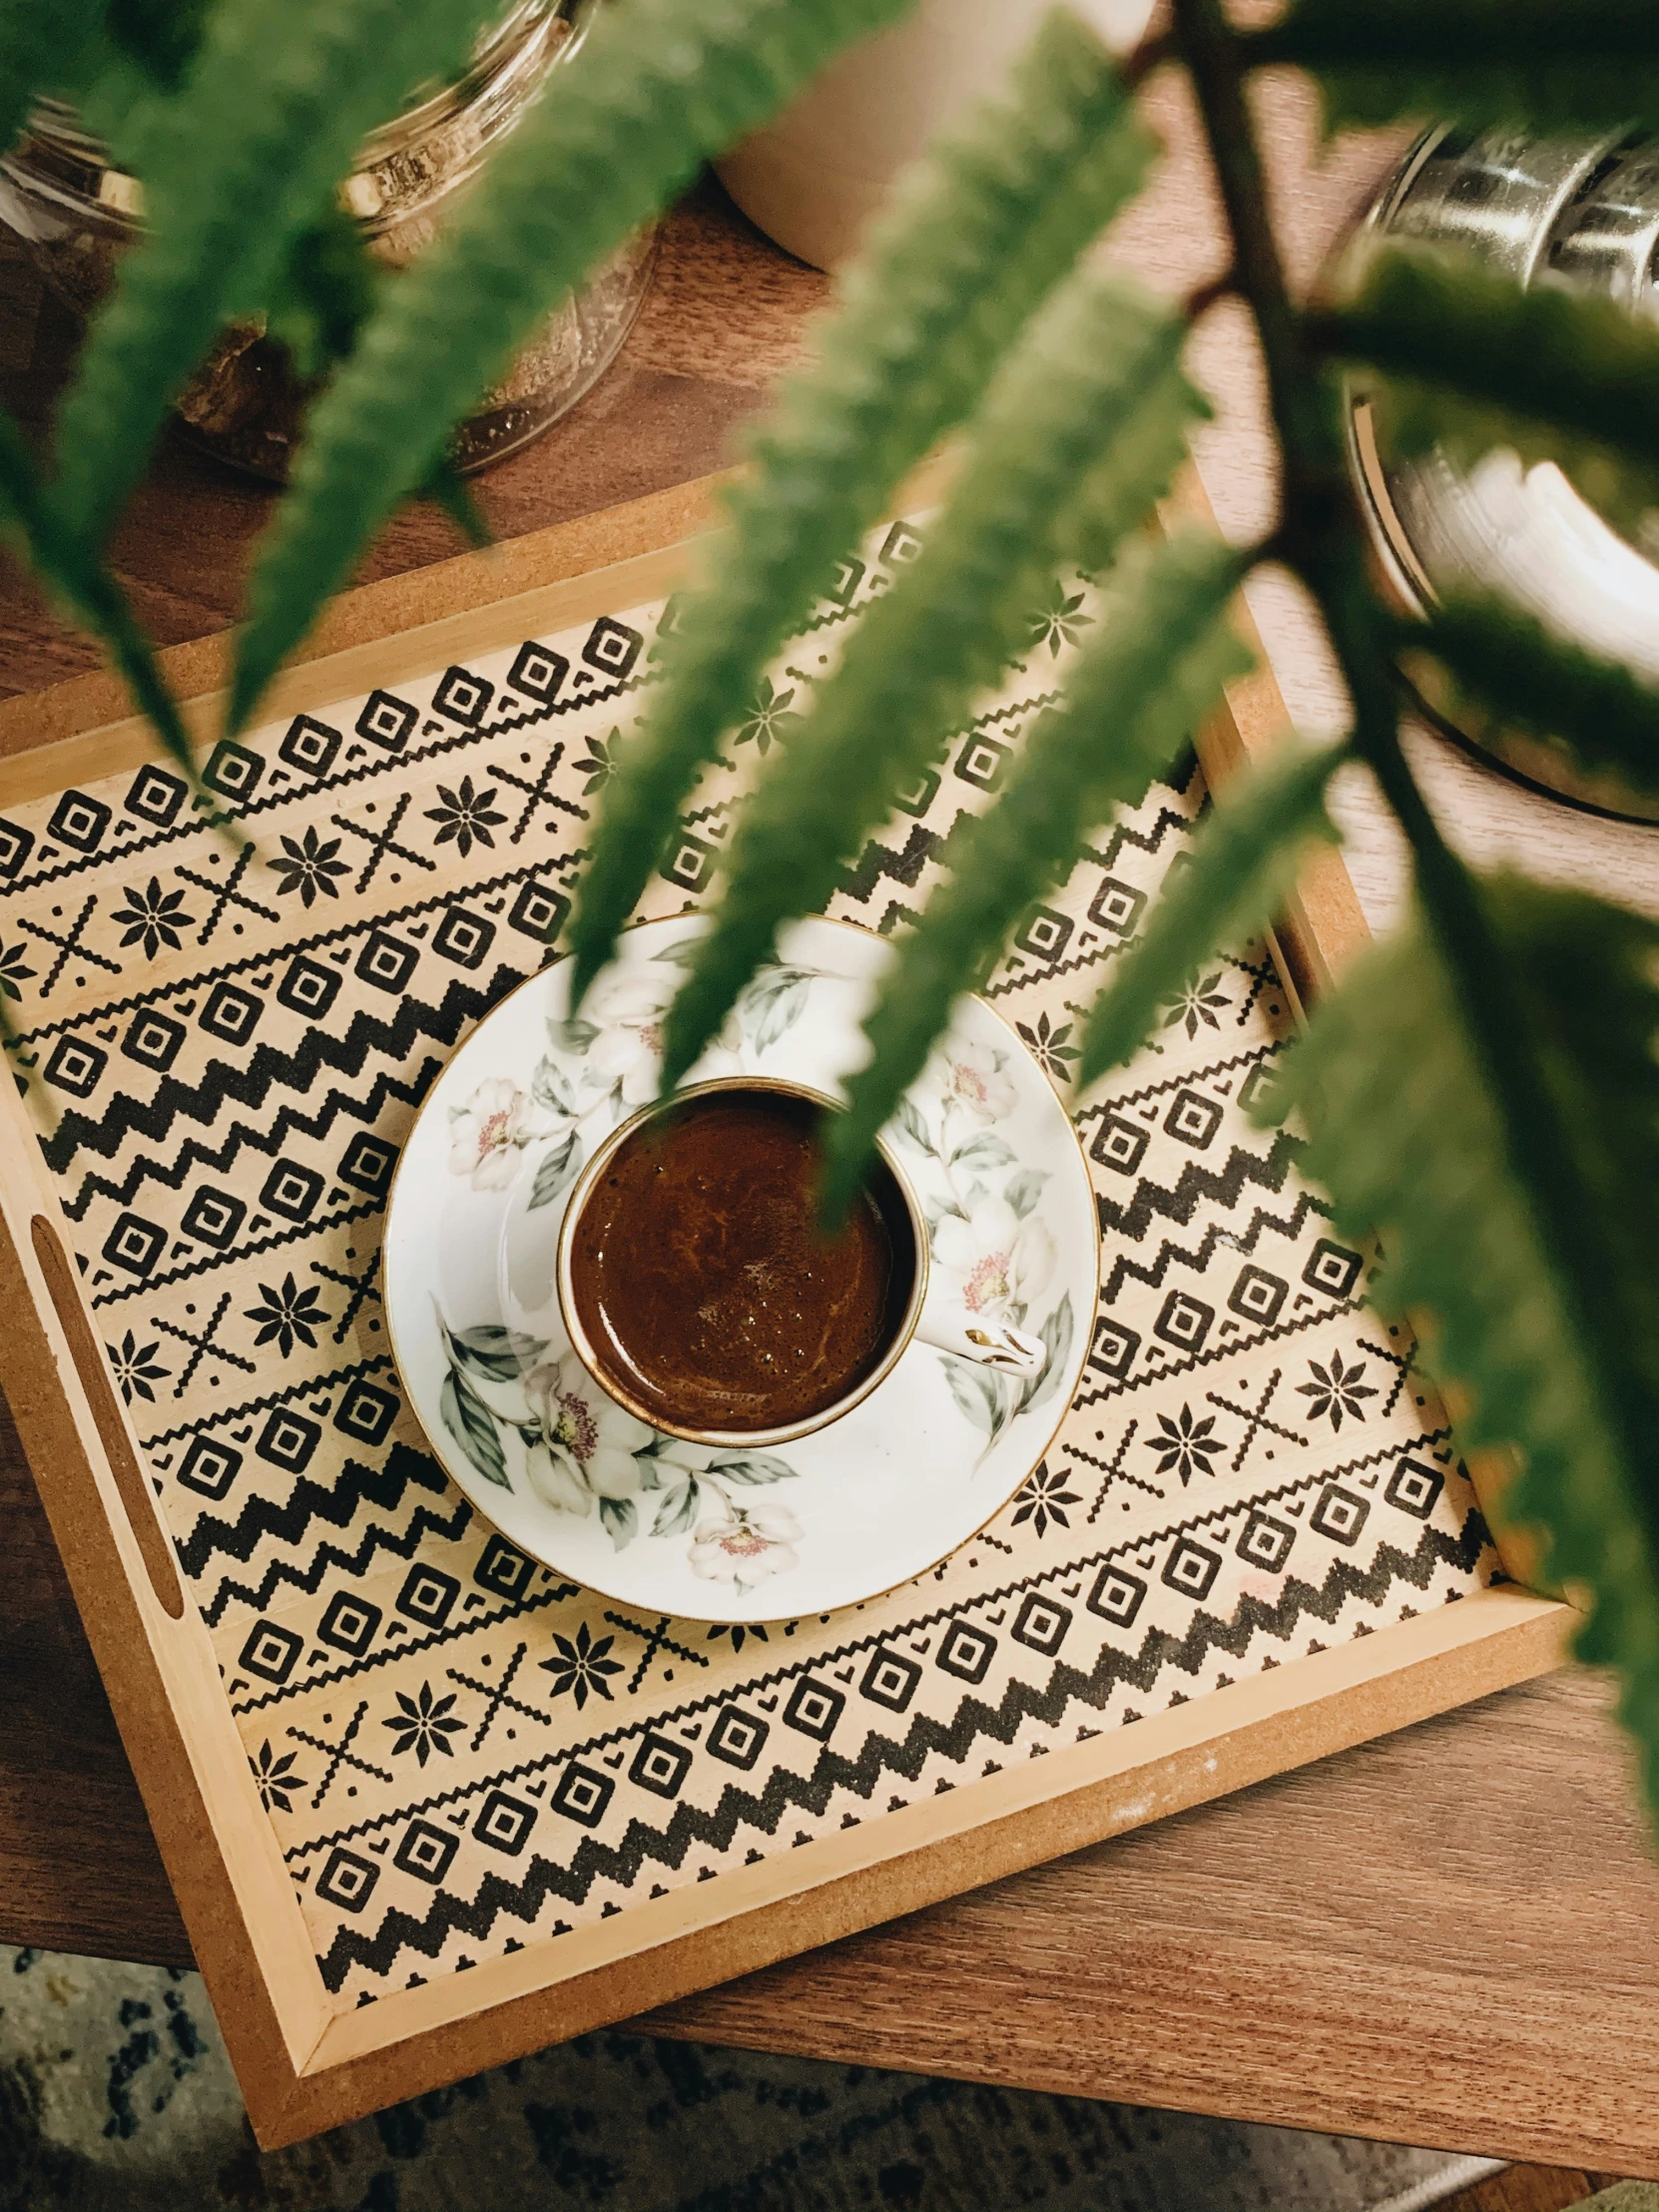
[448,938,825,1220]
[436,1316,803,1590]
[445,934,1071,1495]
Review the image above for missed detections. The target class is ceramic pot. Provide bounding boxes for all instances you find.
[715,0,1155,273]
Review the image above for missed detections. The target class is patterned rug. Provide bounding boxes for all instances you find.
[0,1944,1501,2212]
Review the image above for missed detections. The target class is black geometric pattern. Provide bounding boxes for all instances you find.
[3,532,1494,2014]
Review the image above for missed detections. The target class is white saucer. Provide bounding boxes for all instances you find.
[383,916,1096,1621]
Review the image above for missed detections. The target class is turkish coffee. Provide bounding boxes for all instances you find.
[565,1086,916,1435]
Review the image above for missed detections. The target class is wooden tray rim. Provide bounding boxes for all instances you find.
[0,465,1569,2146]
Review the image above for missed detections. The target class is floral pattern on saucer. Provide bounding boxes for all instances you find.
[385,915,1098,1619]
[435,1316,804,1596]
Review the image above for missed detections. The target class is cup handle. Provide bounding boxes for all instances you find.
[915,1297,1045,1378]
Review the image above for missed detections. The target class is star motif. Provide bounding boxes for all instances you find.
[1015,1010,1080,1082]
[572,728,621,794]
[424,774,507,859]
[106,1329,168,1405]
[539,1620,623,1709]
[1296,1350,1379,1431]
[734,675,803,756]
[251,1740,305,1813]
[1146,1404,1223,1485]
[1026,581,1093,658]
[110,877,193,958]
[706,1622,770,1655]
[270,826,348,907]
[1162,972,1230,1040]
[1010,1460,1082,1537]
[382,1682,464,1766]
[245,1273,329,1357]
[0,939,36,1002]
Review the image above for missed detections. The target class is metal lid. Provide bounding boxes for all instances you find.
[1348,126,1659,822]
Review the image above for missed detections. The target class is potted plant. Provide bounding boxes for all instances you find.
[7,0,1659,1815]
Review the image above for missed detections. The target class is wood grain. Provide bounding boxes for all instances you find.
[3,60,1659,2176]
[1440,2176,1617,2212]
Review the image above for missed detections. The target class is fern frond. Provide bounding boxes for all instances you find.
[106,0,214,90]
[262,211,490,544]
[0,0,104,159]
[265,205,382,380]
[1408,592,1659,801]
[0,410,193,783]
[230,0,926,740]
[820,534,1250,1217]
[1056,370,1208,581]
[567,12,1154,1005]
[1263,883,1659,1800]
[1317,247,1659,503]
[659,276,1202,1091]
[423,459,492,550]
[50,0,500,552]
[1245,0,1659,137]
[1074,738,1343,1091]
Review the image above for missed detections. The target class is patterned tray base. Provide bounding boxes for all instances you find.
[2,518,1492,2016]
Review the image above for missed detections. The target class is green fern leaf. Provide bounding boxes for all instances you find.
[0,409,193,783]
[50,0,500,553]
[567,12,1154,1004]
[1056,370,1207,581]
[0,0,105,159]
[264,205,383,380]
[229,0,926,740]
[1317,246,1659,507]
[659,276,1202,1091]
[422,459,492,550]
[106,0,215,90]
[1263,883,1659,1802]
[1409,591,1659,800]
[261,210,489,543]
[1074,739,1343,1091]
[1245,0,1659,136]
[820,534,1250,1217]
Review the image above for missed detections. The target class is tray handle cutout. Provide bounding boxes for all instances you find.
[32,1213,185,1619]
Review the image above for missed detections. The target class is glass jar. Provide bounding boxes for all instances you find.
[0,0,657,479]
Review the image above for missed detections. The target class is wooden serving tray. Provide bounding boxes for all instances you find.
[0,466,1566,2145]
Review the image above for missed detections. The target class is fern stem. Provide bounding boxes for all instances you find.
[567,10,1153,1010]
[1175,0,1657,1545]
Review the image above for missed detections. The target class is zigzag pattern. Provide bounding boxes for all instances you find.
[44,965,525,1175]
[13,852,565,1051]
[1096,1130,1306,1245]
[140,1355,392,1451]
[176,1440,449,1581]
[237,1582,582,1718]
[201,1494,473,1627]
[313,1511,1488,1989]
[1072,1298,1364,1410]
[1100,1190,1325,1304]
[64,1082,431,1223]
[1077,804,1193,877]
[1074,1043,1281,1121]
[0,676,625,902]
[983,936,1127,1001]
[834,824,941,907]
[286,1433,1448,1859]
[92,1197,383,1307]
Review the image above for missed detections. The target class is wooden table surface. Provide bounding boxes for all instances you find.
[4,61,1659,2197]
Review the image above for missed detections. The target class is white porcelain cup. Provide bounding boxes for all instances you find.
[555,1075,1043,1449]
